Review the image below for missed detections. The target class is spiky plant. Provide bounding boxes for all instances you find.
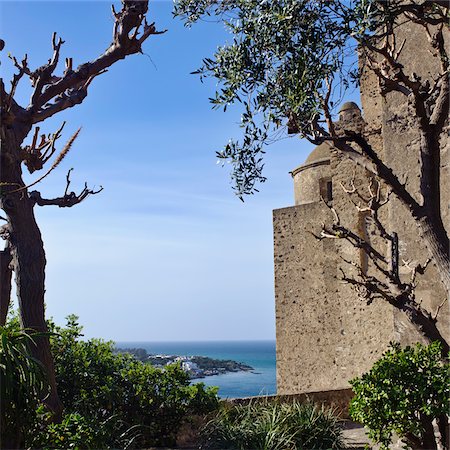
[0,324,49,449]
[201,399,345,450]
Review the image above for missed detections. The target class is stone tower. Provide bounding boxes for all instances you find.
[274,22,449,395]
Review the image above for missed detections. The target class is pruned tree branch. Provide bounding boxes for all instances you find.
[7,53,30,111]
[21,122,66,173]
[30,169,103,208]
[29,32,65,111]
[334,133,423,218]
[313,174,449,353]
[314,88,424,222]
[341,177,392,239]
[0,77,27,125]
[337,13,449,292]
[20,1,166,124]
[2,127,81,195]
[2,1,165,125]
[314,199,387,263]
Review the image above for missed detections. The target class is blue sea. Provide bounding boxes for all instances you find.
[115,341,276,399]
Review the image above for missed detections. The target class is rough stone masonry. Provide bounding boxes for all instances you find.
[273,16,449,395]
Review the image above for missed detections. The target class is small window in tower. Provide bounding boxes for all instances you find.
[319,177,333,203]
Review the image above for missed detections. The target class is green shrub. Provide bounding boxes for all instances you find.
[349,341,449,450]
[201,400,345,450]
[31,411,110,449]
[0,313,218,449]
[0,323,50,449]
[35,315,219,448]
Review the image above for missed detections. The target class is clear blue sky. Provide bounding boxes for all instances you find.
[1,1,357,341]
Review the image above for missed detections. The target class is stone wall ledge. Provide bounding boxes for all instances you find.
[226,387,354,420]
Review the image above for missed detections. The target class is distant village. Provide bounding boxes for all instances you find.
[115,347,254,379]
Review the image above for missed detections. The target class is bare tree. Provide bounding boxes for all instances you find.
[0,0,164,416]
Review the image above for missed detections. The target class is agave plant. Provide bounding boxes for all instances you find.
[0,325,50,449]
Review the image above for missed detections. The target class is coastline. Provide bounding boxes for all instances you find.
[115,340,277,398]
[115,347,254,379]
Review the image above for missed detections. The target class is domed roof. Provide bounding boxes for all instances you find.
[304,141,332,165]
[290,141,332,177]
[339,101,360,112]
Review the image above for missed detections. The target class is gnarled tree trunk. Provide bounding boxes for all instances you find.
[1,126,62,418]
[416,214,450,295]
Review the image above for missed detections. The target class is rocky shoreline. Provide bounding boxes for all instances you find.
[115,347,253,379]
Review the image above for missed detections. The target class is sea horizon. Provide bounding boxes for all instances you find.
[115,340,277,399]
[116,339,276,344]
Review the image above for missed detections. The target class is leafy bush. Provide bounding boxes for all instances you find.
[1,314,218,449]
[201,400,345,450]
[349,341,449,450]
[31,411,110,449]
[35,314,219,448]
[0,323,50,449]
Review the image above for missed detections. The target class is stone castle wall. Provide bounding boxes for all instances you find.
[275,162,395,394]
[274,17,449,395]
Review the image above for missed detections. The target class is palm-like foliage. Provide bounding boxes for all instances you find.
[0,324,49,449]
